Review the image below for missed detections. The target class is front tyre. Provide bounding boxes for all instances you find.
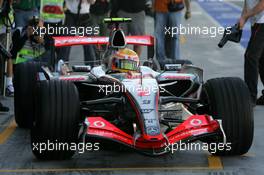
[203,77,254,155]
[31,80,80,160]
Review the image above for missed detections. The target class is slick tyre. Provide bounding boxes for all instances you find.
[31,80,80,160]
[14,61,44,128]
[203,77,254,155]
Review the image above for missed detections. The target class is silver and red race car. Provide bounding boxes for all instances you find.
[13,18,253,160]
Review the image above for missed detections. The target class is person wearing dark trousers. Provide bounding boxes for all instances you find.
[0,0,15,97]
[0,0,9,111]
[0,46,9,111]
[0,33,9,112]
[90,0,110,36]
[239,0,264,105]
[111,0,146,56]
[154,0,191,61]
[58,0,96,65]
[90,0,110,60]
[13,0,40,28]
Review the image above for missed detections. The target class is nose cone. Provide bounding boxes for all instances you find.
[122,76,162,137]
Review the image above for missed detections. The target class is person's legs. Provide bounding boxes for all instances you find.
[0,54,4,94]
[127,11,146,56]
[57,12,75,62]
[5,31,13,96]
[6,29,13,96]
[117,10,129,36]
[91,14,106,35]
[0,33,13,96]
[90,14,98,27]
[6,59,14,96]
[245,24,264,103]
[83,45,96,65]
[14,9,39,28]
[257,39,264,105]
[168,11,182,60]
[99,14,109,36]
[90,14,107,61]
[118,10,146,55]
[155,12,167,61]
[259,50,264,87]
[0,41,4,95]
[82,15,96,65]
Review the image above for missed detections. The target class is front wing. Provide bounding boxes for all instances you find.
[85,115,220,153]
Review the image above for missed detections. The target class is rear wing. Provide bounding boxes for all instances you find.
[51,35,155,66]
[52,35,155,47]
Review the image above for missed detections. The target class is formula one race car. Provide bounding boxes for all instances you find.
[13,18,253,160]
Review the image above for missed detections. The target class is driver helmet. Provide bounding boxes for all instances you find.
[109,48,139,73]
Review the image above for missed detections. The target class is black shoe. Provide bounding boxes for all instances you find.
[256,95,264,105]
[0,103,9,112]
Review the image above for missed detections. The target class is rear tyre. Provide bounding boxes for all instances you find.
[203,77,254,155]
[31,80,80,160]
[14,61,44,128]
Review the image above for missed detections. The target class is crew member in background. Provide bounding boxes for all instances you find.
[40,0,64,26]
[13,0,39,28]
[0,0,15,97]
[40,0,65,54]
[58,0,96,65]
[239,0,264,105]
[154,0,191,61]
[111,0,146,56]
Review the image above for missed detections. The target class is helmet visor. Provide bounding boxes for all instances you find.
[112,58,138,71]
